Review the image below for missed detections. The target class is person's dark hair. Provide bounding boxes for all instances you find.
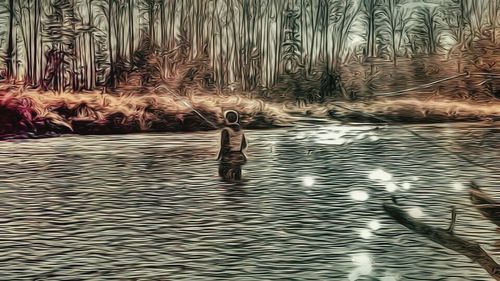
[225,110,239,124]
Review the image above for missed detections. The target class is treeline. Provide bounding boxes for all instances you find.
[0,0,498,95]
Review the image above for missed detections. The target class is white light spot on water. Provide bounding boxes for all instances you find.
[314,125,377,145]
[407,207,424,218]
[295,132,307,140]
[302,176,315,187]
[317,135,348,145]
[350,190,369,201]
[452,182,466,191]
[349,253,373,281]
[368,169,393,182]
[380,275,399,281]
[385,182,399,193]
[401,182,412,190]
[355,131,377,141]
[314,126,350,145]
[359,229,373,239]
[355,133,368,140]
[368,220,381,231]
[269,140,277,152]
[369,135,380,141]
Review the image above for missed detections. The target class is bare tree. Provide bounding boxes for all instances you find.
[4,0,15,82]
[361,0,382,58]
[487,0,500,43]
[16,0,43,87]
[412,4,444,55]
[378,0,409,65]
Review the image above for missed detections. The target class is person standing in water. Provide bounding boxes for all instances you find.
[217,110,248,181]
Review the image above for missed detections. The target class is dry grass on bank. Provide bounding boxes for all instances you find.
[287,98,500,123]
[0,85,498,140]
[0,89,292,138]
[365,98,500,122]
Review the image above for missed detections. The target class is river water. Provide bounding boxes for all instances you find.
[0,120,498,280]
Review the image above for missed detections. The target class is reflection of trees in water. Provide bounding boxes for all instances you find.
[453,127,500,152]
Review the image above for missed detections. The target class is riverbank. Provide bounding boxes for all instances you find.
[0,89,291,140]
[290,98,500,123]
[0,88,499,140]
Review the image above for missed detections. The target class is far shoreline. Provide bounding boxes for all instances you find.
[0,89,498,141]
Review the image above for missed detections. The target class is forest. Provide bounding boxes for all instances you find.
[0,0,499,137]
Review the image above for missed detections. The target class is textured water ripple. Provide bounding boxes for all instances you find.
[0,122,498,280]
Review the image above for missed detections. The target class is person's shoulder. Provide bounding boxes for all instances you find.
[224,126,238,132]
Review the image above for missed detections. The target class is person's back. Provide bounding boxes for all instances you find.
[217,110,247,158]
[217,110,247,181]
[224,125,244,153]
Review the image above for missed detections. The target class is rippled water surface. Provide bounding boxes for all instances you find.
[0,120,498,280]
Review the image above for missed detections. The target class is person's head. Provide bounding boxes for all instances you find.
[224,110,239,124]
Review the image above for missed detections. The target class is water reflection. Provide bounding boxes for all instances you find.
[222,184,247,205]
[407,206,425,218]
[369,169,393,181]
[380,275,400,281]
[359,229,373,239]
[301,176,315,187]
[349,253,373,281]
[350,190,370,201]
[452,182,466,191]
[368,220,382,231]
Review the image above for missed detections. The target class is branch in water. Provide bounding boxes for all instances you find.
[446,206,457,233]
[470,183,500,227]
[384,204,500,281]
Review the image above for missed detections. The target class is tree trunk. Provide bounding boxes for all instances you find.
[160,0,166,47]
[108,0,115,88]
[89,0,96,89]
[308,1,321,75]
[5,0,15,82]
[490,0,498,43]
[169,0,176,49]
[128,0,134,59]
[368,9,376,58]
[148,5,155,43]
[392,33,397,66]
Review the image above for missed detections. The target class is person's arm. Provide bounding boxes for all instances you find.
[241,133,248,159]
[241,134,248,150]
[216,129,229,160]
